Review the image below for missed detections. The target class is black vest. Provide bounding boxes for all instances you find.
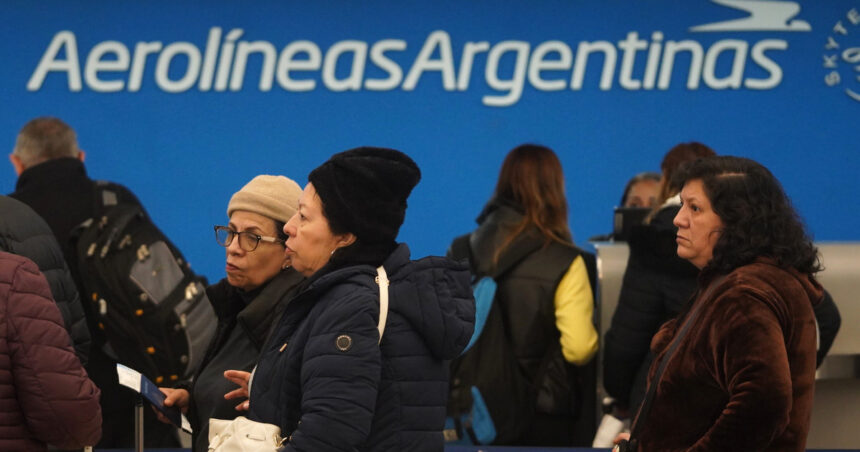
[449,200,582,392]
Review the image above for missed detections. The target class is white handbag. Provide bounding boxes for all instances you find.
[208,416,284,452]
[207,266,390,451]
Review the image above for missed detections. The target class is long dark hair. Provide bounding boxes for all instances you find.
[492,144,572,261]
[675,156,820,276]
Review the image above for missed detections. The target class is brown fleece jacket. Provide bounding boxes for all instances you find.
[636,258,821,452]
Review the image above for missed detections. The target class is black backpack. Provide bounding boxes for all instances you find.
[445,234,547,445]
[445,274,536,444]
[72,181,216,384]
[446,233,597,445]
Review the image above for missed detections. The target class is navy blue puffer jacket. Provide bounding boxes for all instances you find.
[249,244,475,452]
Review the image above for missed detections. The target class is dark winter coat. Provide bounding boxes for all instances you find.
[183,269,303,452]
[637,259,821,451]
[0,251,102,451]
[10,158,145,261]
[249,244,475,452]
[0,195,91,364]
[603,205,698,410]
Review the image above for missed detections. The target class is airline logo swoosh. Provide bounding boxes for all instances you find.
[691,0,811,32]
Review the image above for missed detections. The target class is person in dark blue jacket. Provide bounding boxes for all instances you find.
[236,147,475,451]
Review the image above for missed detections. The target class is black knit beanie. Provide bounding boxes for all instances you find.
[308,147,421,261]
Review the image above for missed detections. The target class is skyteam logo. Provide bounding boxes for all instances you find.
[691,0,811,32]
[823,7,860,103]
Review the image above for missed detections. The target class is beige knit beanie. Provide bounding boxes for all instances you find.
[227,175,302,223]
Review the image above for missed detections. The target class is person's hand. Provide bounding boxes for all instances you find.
[223,370,251,411]
[614,432,631,444]
[154,387,190,423]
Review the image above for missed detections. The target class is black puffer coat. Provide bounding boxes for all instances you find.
[182,269,303,452]
[249,244,475,452]
[0,195,91,364]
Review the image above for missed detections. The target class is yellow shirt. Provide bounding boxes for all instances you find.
[554,255,598,365]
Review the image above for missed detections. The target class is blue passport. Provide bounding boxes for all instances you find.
[116,363,192,432]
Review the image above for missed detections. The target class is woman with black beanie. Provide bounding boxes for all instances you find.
[236,147,476,451]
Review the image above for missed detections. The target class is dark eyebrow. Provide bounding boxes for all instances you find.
[227,222,265,234]
[680,192,698,203]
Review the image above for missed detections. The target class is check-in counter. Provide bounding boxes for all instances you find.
[594,242,860,449]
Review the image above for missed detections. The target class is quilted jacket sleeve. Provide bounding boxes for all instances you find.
[6,257,102,448]
[39,256,91,365]
[0,195,92,365]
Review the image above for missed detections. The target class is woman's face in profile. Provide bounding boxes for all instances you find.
[284,183,350,277]
[673,179,724,269]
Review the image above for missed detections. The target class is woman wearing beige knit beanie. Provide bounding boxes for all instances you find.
[157,175,305,452]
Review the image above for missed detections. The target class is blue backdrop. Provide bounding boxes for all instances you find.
[2,1,858,283]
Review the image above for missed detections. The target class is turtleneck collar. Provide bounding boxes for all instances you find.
[15,157,88,192]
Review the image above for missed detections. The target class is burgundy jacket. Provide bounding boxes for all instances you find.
[637,258,821,451]
[0,251,102,451]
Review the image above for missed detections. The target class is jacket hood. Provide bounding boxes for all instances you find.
[384,244,476,360]
[303,244,475,360]
[468,199,547,278]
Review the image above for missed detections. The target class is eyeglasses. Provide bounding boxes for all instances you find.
[214,226,285,252]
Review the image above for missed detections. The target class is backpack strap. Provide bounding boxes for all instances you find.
[460,276,496,354]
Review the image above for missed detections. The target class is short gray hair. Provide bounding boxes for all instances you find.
[13,117,80,167]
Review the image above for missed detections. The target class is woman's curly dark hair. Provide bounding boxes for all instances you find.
[674,156,821,276]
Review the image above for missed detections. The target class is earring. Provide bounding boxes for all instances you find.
[330,249,336,256]
[281,262,290,270]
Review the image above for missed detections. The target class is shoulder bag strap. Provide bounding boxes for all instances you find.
[627,275,727,446]
[376,265,389,344]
